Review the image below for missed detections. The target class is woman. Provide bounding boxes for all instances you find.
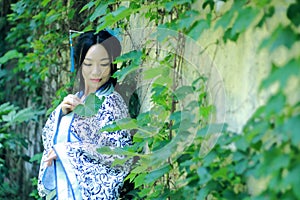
[38,30,132,200]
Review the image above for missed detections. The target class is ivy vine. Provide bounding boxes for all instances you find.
[0,0,299,199]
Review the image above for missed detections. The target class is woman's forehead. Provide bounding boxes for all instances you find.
[85,44,109,60]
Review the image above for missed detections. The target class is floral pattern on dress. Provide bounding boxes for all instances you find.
[38,91,132,199]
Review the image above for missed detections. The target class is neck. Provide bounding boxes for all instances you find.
[83,84,97,97]
[84,88,94,97]
[83,80,113,97]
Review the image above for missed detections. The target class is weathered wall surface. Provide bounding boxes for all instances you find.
[121,0,299,135]
[193,0,300,132]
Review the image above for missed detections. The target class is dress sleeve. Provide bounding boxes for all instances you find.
[41,109,57,152]
[38,107,60,197]
[53,93,132,172]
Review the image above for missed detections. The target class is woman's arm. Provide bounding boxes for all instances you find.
[52,92,132,170]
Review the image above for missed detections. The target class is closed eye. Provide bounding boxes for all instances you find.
[83,62,92,66]
[101,63,110,67]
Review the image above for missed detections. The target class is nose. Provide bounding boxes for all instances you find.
[91,65,102,75]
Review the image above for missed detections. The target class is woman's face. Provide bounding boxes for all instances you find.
[82,44,111,95]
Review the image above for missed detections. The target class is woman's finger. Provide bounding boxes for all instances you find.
[44,149,57,166]
[61,103,73,114]
[46,160,52,167]
[61,95,83,114]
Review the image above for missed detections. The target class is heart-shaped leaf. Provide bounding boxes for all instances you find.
[73,93,105,117]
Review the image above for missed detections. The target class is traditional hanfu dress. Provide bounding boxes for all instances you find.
[37,82,132,200]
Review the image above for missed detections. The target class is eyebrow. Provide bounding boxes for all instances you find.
[84,58,110,61]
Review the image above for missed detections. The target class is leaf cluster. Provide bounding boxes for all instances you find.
[1,0,299,199]
[82,0,300,199]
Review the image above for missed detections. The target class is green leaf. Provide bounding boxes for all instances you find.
[245,121,268,144]
[101,117,138,132]
[97,146,138,157]
[197,167,212,184]
[164,1,176,12]
[96,6,133,31]
[80,1,95,13]
[134,173,146,188]
[136,112,151,126]
[45,10,60,25]
[165,0,192,12]
[29,153,43,163]
[287,2,300,27]
[153,75,173,88]
[169,111,182,123]
[235,136,249,152]
[0,69,7,79]
[261,149,290,174]
[214,0,247,31]
[223,28,239,42]
[256,6,274,28]
[113,64,139,82]
[197,187,209,200]
[260,58,300,90]
[283,115,300,146]
[112,6,130,18]
[131,165,149,174]
[212,167,228,179]
[259,25,299,53]
[177,10,199,30]
[73,94,105,117]
[2,107,43,125]
[202,0,215,11]
[188,19,210,40]
[12,107,43,123]
[231,7,259,36]
[215,10,235,30]
[202,150,217,166]
[233,151,246,162]
[173,86,194,100]
[137,188,151,198]
[99,121,119,132]
[253,0,271,7]
[0,50,23,64]
[113,50,142,82]
[89,3,107,21]
[41,0,51,7]
[143,66,169,80]
[144,165,171,184]
[116,117,138,129]
[286,165,300,198]
[264,92,286,116]
[0,102,16,115]
[114,50,142,63]
[234,159,247,174]
[200,105,215,119]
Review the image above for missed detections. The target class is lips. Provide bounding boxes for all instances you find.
[90,78,102,82]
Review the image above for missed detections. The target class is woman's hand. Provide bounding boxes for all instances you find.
[61,94,82,114]
[44,149,57,166]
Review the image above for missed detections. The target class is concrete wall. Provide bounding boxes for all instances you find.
[193,0,299,132]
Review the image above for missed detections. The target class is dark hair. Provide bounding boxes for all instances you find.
[73,30,121,90]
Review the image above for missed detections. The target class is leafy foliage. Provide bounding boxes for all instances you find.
[0,0,83,198]
[85,0,300,199]
[1,0,299,199]
[0,102,43,199]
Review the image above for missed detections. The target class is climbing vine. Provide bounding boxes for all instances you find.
[0,0,299,199]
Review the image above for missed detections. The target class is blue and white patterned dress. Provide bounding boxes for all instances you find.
[37,89,132,200]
